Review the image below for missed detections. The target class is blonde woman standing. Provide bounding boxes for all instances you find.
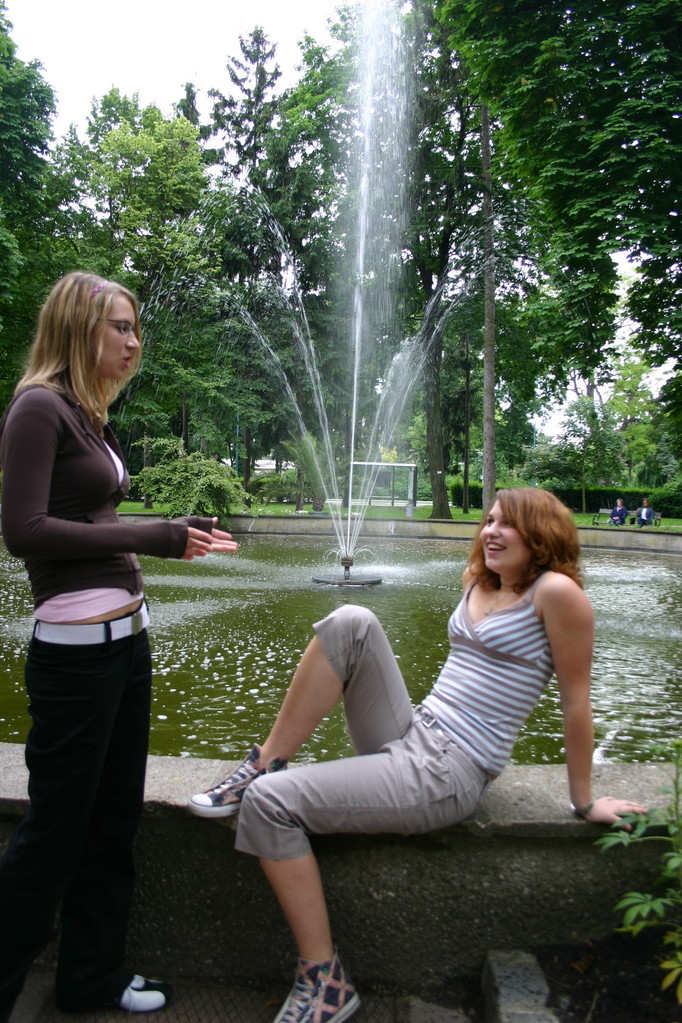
[0,272,237,1021]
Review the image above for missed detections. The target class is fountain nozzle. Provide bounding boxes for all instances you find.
[340,556,354,581]
[312,554,381,588]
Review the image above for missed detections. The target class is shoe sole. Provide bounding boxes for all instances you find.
[273,990,360,1023]
[187,798,242,819]
[329,993,361,1023]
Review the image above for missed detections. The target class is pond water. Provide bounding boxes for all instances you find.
[1,536,681,766]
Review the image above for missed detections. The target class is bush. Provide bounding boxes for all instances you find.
[446,480,669,516]
[416,475,432,501]
[648,479,682,518]
[248,470,299,505]
[534,485,653,514]
[449,478,483,508]
[596,740,682,1005]
[133,451,248,520]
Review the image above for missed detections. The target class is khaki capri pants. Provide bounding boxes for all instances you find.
[235,604,489,861]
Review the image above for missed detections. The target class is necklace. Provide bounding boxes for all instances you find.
[483,584,516,615]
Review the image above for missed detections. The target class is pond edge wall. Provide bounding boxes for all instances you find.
[0,743,669,994]
[218,512,682,555]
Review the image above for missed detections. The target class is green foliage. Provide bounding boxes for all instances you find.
[132,445,247,520]
[205,27,282,180]
[282,432,333,512]
[649,479,682,519]
[0,8,55,220]
[531,484,647,515]
[248,469,299,505]
[596,740,682,1004]
[2,0,679,502]
[523,397,627,509]
[0,4,58,404]
[68,89,207,282]
[450,478,483,509]
[440,0,682,361]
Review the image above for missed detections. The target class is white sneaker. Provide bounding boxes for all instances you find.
[117,975,172,1012]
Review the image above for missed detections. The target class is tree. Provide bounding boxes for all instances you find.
[0,4,55,226]
[401,1,484,519]
[75,92,207,286]
[607,352,677,487]
[438,0,682,363]
[480,103,496,511]
[556,397,625,509]
[55,90,227,466]
[0,1,56,404]
[132,443,247,519]
[205,27,282,182]
[404,2,571,515]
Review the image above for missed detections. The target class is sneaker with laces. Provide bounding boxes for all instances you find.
[187,744,287,818]
[273,953,360,1023]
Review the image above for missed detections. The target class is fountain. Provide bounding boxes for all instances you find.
[311,553,382,587]
[2,539,682,762]
[229,0,450,585]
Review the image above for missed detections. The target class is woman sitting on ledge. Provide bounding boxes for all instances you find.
[189,487,645,1023]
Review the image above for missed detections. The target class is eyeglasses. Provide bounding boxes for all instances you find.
[101,319,137,337]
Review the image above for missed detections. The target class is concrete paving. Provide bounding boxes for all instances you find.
[11,968,398,1023]
[11,953,561,1023]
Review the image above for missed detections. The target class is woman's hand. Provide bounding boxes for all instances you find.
[584,796,647,826]
[182,521,239,560]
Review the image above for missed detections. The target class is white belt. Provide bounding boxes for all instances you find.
[34,603,150,646]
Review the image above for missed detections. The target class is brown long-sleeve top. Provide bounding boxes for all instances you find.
[0,386,213,609]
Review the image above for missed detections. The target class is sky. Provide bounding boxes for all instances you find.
[4,0,340,137]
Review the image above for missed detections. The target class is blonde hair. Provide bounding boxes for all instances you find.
[467,487,583,591]
[15,272,142,429]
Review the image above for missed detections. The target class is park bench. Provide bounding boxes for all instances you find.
[591,507,662,526]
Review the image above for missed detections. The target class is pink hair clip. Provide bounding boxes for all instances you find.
[90,280,110,297]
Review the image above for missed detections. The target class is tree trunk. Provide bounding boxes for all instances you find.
[242,425,252,492]
[181,404,189,451]
[481,104,496,512]
[463,333,470,515]
[296,467,305,512]
[424,332,453,520]
[142,428,153,509]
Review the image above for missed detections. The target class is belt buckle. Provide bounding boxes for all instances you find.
[420,710,436,728]
[131,609,144,635]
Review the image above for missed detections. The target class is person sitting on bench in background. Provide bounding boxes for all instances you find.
[636,498,655,527]
[608,499,627,526]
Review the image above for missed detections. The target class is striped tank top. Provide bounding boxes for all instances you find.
[420,576,554,776]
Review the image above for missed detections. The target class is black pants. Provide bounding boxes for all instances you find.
[0,629,152,1021]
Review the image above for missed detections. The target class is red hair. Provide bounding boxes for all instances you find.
[466,488,583,592]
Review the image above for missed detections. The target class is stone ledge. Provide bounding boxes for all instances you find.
[0,743,669,836]
[217,513,682,554]
[0,743,671,994]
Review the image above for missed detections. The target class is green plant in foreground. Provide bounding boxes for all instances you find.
[596,739,682,1003]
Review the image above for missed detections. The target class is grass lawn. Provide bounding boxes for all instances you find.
[118,500,682,531]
